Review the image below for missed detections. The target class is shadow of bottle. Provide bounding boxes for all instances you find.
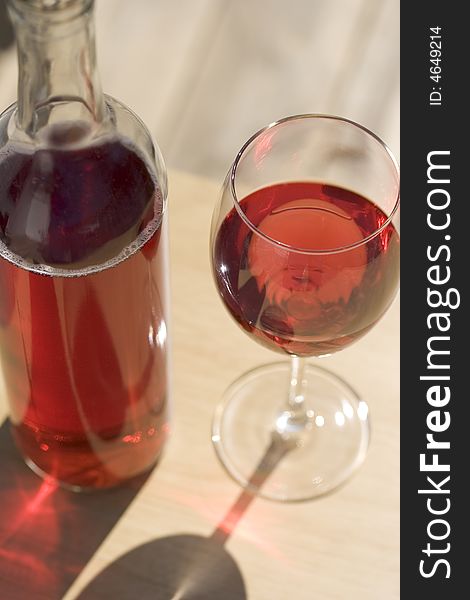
[0,420,152,599]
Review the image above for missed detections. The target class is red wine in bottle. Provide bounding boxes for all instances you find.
[213,181,399,357]
[0,136,168,488]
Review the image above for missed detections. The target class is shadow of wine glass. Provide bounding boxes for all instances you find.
[76,433,293,600]
[75,534,246,600]
[0,420,152,600]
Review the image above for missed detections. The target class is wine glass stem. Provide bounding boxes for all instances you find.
[275,356,313,438]
[288,355,306,413]
[275,356,313,441]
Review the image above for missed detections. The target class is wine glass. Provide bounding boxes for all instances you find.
[210,114,399,501]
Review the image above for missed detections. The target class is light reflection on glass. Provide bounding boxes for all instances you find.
[334,411,345,427]
[343,401,354,419]
[156,320,167,347]
[358,401,369,421]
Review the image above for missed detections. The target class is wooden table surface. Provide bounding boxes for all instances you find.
[0,169,399,600]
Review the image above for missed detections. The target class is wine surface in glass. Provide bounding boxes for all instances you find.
[0,135,168,488]
[214,181,399,356]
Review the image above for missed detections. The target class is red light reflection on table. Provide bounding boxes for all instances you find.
[156,485,287,564]
[1,478,58,544]
[0,420,149,599]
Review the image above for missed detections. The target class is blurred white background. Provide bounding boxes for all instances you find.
[0,0,399,181]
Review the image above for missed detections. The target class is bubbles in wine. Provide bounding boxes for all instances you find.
[0,193,163,277]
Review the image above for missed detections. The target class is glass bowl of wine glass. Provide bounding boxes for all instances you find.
[210,114,399,502]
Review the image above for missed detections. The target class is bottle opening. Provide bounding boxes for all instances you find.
[8,0,93,24]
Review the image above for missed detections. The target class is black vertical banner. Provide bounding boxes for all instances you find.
[401,2,466,597]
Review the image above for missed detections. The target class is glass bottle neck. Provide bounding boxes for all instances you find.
[8,0,105,139]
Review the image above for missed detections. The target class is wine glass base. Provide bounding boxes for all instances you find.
[212,362,370,502]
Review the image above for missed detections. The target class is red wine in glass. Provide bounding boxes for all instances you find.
[213,181,400,357]
[0,135,169,488]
